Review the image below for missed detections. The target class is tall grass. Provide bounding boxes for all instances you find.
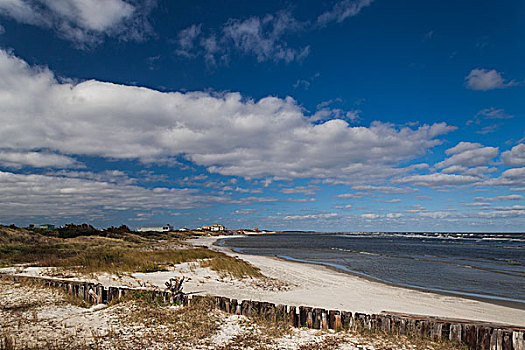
[41,247,223,274]
[200,256,263,279]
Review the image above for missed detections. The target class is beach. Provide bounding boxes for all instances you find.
[181,235,525,327]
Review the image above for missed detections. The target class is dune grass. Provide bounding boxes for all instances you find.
[200,256,263,279]
[1,225,263,279]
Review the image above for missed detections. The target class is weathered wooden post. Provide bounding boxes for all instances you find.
[307,309,314,328]
[321,311,328,330]
[512,330,524,350]
[430,322,443,341]
[341,311,352,331]
[449,324,462,344]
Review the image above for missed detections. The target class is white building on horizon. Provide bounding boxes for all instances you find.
[202,224,225,232]
[137,224,173,233]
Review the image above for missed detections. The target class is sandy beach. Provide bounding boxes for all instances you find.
[180,235,525,327]
[3,234,524,329]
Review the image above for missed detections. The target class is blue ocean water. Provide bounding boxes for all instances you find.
[221,232,525,306]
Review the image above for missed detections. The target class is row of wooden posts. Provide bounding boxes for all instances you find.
[3,274,524,350]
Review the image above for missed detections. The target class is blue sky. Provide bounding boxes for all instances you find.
[0,0,523,231]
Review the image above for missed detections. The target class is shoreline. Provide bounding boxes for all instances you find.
[214,234,525,310]
[192,235,525,327]
[266,254,525,311]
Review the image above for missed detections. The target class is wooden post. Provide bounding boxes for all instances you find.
[321,311,328,330]
[512,331,524,350]
[431,322,443,341]
[307,309,313,328]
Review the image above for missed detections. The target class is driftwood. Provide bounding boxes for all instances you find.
[165,277,185,299]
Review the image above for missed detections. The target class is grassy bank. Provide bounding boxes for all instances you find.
[0,225,262,279]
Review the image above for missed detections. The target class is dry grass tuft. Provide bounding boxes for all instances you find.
[200,256,263,279]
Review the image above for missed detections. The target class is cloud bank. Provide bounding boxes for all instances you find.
[0,49,454,183]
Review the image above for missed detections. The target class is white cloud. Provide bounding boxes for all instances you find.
[436,142,498,169]
[316,0,373,27]
[335,193,362,199]
[501,144,525,166]
[386,213,402,218]
[474,194,523,202]
[351,185,417,194]
[445,142,482,155]
[233,208,256,215]
[175,24,201,57]
[418,211,450,219]
[463,202,491,207]
[360,213,378,219]
[283,213,338,220]
[280,185,319,195]
[476,207,525,218]
[0,0,155,47]
[376,198,401,203]
[176,10,309,64]
[474,107,514,121]
[395,173,480,187]
[484,167,525,187]
[176,1,372,65]
[465,68,516,91]
[0,49,455,181]
[440,165,496,177]
[287,198,316,202]
[0,150,81,169]
[0,170,220,220]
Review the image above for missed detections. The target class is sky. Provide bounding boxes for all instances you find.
[0,0,523,232]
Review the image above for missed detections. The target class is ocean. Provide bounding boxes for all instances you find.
[220,232,525,307]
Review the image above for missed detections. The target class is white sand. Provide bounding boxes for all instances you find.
[2,235,523,328]
[184,235,525,327]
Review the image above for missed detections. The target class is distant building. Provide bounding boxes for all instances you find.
[202,224,225,232]
[137,224,173,233]
[37,224,55,230]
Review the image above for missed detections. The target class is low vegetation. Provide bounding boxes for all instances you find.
[0,224,262,279]
[200,255,263,279]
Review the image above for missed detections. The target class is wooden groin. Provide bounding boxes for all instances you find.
[2,274,524,350]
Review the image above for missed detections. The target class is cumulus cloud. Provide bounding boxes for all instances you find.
[0,170,220,221]
[360,213,378,219]
[465,68,517,91]
[395,173,480,187]
[436,142,498,169]
[283,213,338,220]
[484,167,525,187]
[335,193,362,199]
[0,0,156,47]
[386,213,402,218]
[474,194,523,202]
[501,144,525,166]
[280,185,319,195]
[476,206,525,218]
[351,185,417,194]
[376,199,401,203]
[418,211,451,219]
[0,150,81,169]
[0,49,455,182]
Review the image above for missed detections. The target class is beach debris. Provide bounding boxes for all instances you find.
[165,277,185,300]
